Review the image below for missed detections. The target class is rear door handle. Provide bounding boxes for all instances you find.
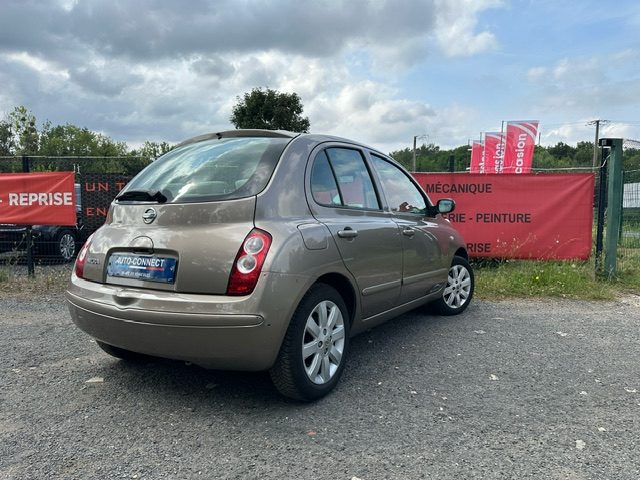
[337,227,358,238]
[402,227,416,237]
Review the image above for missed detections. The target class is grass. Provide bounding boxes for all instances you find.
[474,211,640,300]
[473,255,640,301]
[614,247,640,291]
[0,264,72,297]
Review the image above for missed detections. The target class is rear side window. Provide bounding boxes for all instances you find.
[121,137,289,203]
[310,148,379,210]
[310,152,342,206]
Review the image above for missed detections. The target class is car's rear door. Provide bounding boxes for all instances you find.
[307,146,403,319]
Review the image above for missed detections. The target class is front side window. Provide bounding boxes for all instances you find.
[370,154,427,214]
[120,137,289,203]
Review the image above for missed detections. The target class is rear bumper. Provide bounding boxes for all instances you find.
[66,271,309,371]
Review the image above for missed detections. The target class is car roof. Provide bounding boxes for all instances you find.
[177,130,390,159]
[176,129,298,148]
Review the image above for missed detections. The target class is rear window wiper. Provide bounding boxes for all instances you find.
[115,189,168,203]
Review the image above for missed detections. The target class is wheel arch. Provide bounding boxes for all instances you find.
[314,272,357,327]
[454,247,469,261]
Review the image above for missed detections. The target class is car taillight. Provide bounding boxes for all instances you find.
[74,234,94,279]
[227,229,272,296]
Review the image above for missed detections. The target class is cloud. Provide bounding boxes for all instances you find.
[70,63,144,97]
[434,0,501,56]
[0,1,432,61]
[307,80,477,152]
[190,57,235,79]
[527,66,546,82]
[0,0,502,150]
[539,121,640,148]
[526,53,640,117]
[541,123,594,146]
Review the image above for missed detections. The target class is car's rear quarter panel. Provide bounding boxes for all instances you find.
[255,136,362,331]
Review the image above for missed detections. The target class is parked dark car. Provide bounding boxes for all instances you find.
[0,184,84,262]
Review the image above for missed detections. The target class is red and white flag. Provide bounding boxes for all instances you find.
[470,140,483,173]
[484,132,505,174]
[503,121,539,174]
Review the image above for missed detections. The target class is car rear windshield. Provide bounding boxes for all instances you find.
[119,137,290,203]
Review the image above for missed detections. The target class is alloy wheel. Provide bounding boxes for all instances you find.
[302,300,346,385]
[59,233,76,261]
[443,264,472,309]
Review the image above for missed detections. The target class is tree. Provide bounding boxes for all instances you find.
[8,106,39,154]
[390,143,448,171]
[547,141,575,162]
[230,88,310,132]
[0,120,13,155]
[624,148,640,183]
[132,140,174,161]
[39,122,130,157]
[39,123,127,157]
[575,141,594,167]
[0,105,173,174]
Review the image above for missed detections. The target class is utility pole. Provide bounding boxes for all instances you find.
[412,135,417,172]
[588,119,608,170]
[412,134,429,171]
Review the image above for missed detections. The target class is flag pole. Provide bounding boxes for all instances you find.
[500,120,505,173]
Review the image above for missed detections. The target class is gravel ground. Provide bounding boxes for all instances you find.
[1,292,639,479]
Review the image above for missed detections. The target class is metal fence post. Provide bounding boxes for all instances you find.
[22,154,35,277]
[448,154,455,173]
[594,147,608,273]
[619,169,624,242]
[601,138,623,277]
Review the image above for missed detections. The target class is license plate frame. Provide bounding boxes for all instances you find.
[107,253,177,284]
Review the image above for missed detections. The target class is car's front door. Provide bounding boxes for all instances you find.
[308,146,403,319]
[369,154,448,304]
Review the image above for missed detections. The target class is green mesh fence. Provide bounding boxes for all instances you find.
[618,140,640,274]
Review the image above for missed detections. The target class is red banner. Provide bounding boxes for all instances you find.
[483,132,504,174]
[469,141,483,173]
[0,172,77,225]
[503,121,538,174]
[413,173,595,260]
[81,173,131,233]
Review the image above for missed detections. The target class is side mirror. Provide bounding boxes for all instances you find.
[437,198,455,214]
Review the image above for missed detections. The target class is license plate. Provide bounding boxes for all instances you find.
[107,253,177,284]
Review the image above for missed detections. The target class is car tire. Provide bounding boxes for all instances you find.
[270,283,350,401]
[431,255,474,316]
[55,230,78,262]
[96,341,146,361]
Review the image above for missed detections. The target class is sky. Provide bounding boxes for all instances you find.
[0,0,639,153]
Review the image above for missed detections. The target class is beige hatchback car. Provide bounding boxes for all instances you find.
[67,130,474,400]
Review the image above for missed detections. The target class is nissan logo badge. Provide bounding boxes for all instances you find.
[142,208,157,224]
